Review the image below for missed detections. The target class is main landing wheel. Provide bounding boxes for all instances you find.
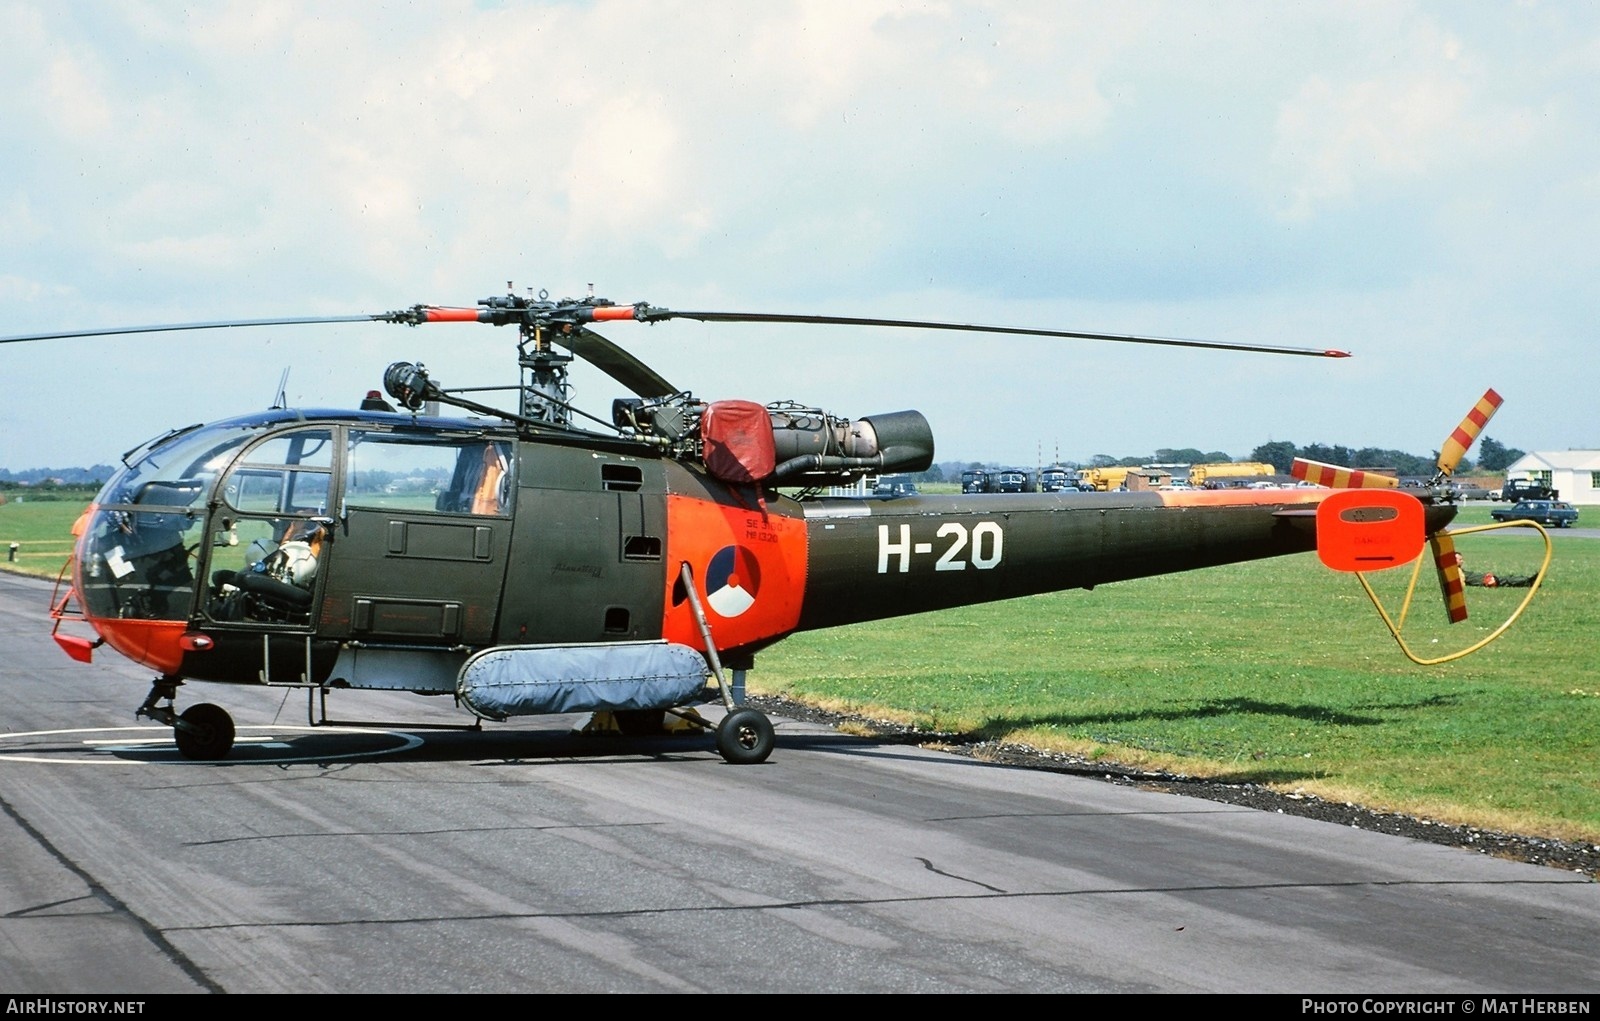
[715,707,774,765]
[174,703,235,761]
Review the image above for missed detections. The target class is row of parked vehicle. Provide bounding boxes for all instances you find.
[874,474,1583,528]
[959,467,1054,493]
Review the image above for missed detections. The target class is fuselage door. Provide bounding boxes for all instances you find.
[315,430,515,644]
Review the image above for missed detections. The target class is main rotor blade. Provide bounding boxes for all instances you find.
[0,315,385,345]
[637,308,1351,359]
[556,325,678,398]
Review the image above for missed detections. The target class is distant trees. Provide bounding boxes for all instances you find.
[1153,448,1204,464]
[1250,441,1298,473]
[1252,441,1462,477]
[1476,437,1524,472]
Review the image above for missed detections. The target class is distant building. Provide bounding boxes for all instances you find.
[1122,468,1172,491]
[1502,450,1600,504]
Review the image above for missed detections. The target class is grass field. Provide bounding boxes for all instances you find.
[752,505,1600,844]
[0,498,83,581]
[5,498,1595,843]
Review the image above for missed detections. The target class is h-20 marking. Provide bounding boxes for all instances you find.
[877,522,1004,573]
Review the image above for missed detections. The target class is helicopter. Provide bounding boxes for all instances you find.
[2,287,1547,765]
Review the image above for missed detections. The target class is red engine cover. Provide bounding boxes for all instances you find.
[701,400,775,483]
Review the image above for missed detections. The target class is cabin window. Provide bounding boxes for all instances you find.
[221,430,334,517]
[601,463,643,492]
[345,433,513,516]
[623,535,662,561]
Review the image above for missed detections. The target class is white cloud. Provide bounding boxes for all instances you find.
[4,1,1600,467]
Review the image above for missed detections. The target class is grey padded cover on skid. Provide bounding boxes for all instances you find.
[457,641,711,720]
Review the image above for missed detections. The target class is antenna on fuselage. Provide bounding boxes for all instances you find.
[272,367,290,410]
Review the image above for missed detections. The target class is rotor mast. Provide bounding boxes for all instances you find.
[389,284,637,427]
[511,292,575,427]
[472,284,574,426]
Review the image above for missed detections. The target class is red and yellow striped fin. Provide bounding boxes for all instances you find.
[1291,458,1400,489]
[1430,532,1468,624]
[1436,388,1503,477]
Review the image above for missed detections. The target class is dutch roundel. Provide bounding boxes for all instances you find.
[705,545,761,617]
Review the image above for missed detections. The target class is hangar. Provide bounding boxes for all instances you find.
[1503,450,1600,505]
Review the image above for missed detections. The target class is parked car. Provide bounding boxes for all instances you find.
[871,477,919,499]
[1449,483,1495,500]
[1500,479,1558,501]
[1037,466,1077,492]
[960,469,992,494]
[1490,500,1580,528]
[990,468,1036,493]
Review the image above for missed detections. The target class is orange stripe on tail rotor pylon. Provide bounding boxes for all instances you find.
[1291,458,1400,489]
[1436,388,1503,477]
[1430,532,1469,624]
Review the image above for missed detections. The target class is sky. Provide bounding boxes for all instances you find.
[3,0,1597,472]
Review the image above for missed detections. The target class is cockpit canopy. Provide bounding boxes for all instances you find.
[75,410,515,625]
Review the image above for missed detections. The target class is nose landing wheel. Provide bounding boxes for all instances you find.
[137,679,237,760]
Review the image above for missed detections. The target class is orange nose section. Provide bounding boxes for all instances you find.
[87,616,188,675]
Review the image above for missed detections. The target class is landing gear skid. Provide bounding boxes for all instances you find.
[135,677,237,761]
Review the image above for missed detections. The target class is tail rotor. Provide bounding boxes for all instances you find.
[1305,389,1546,662]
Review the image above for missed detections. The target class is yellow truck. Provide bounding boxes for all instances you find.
[1187,462,1276,487]
[1075,466,1134,491]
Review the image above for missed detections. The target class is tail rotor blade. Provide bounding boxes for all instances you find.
[1292,458,1400,489]
[1430,532,1469,624]
[1436,388,1503,477]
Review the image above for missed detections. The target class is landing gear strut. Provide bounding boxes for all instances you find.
[677,562,776,765]
[136,677,237,761]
